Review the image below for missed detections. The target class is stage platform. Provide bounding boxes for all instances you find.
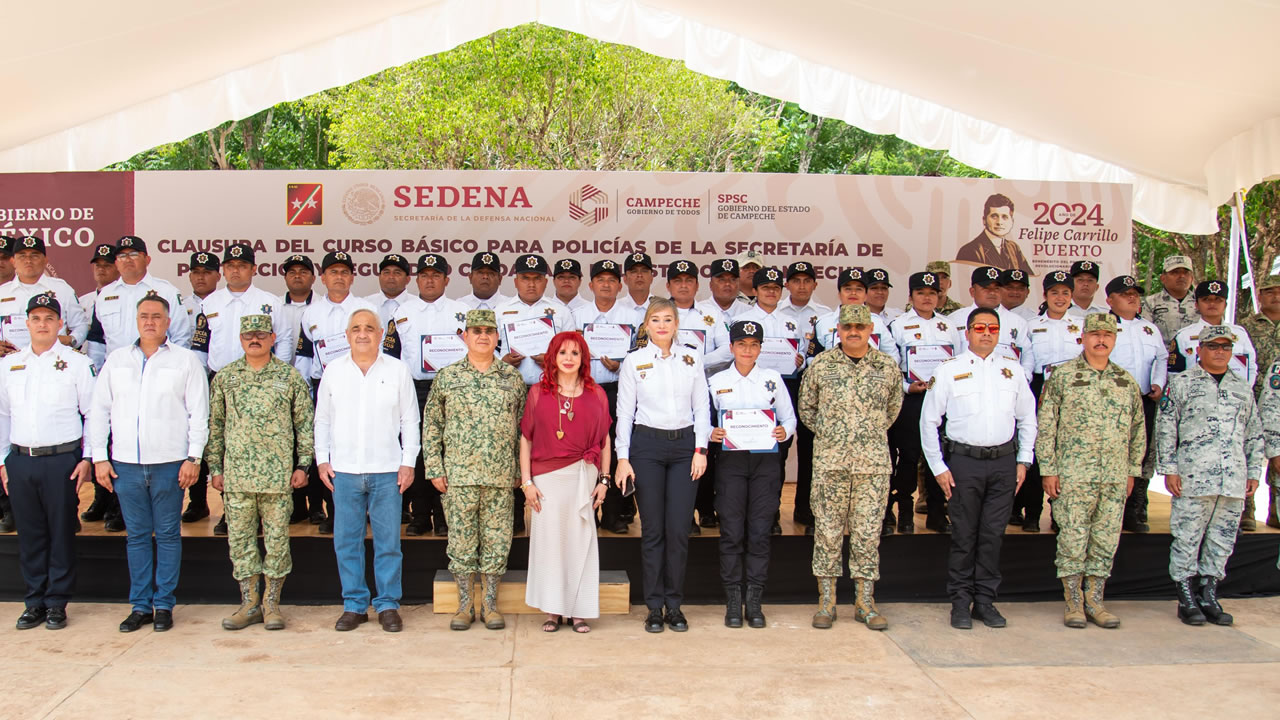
[2,483,1278,606]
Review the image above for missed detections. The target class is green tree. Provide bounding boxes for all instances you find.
[110,103,332,171]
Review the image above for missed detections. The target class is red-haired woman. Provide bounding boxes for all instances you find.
[519,331,612,633]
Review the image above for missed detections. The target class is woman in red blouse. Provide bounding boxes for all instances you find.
[519,331,612,633]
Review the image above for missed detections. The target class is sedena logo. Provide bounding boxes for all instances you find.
[569,185,609,226]
[287,183,323,226]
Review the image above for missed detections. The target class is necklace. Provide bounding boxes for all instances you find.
[556,388,576,439]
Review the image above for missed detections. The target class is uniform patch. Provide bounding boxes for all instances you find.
[1031,328,1047,333]
[1270,373,1280,390]
[9,365,24,371]
[904,324,920,330]
[636,363,654,371]
[1067,324,1079,334]
[0,297,12,303]
[205,312,219,319]
[937,322,948,332]
[682,355,695,366]
[1001,368,1013,379]
[103,295,119,301]
[1160,395,1172,411]
[715,388,733,395]
[1143,326,1154,335]
[764,379,776,392]
[953,372,972,381]
[53,358,67,371]
[703,315,715,326]
[503,310,519,315]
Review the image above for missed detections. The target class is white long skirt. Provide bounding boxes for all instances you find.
[526,460,600,618]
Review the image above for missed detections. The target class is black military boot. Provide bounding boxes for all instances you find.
[723,585,743,628]
[744,585,766,629]
[1175,578,1206,626]
[1196,577,1233,626]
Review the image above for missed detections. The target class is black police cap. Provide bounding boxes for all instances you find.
[1105,275,1144,296]
[223,243,255,265]
[785,261,816,281]
[729,320,764,343]
[116,235,148,254]
[667,259,698,280]
[623,252,654,271]
[1000,268,1029,286]
[838,268,867,289]
[1195,280,1229,300]
[514,254,550,275]
[709,258,739,277]
[865,268,892,287]
[15,235,45,255]
[89,243,117,264]
[417,254,450,275]
[1042,270,1073,291]
[379,254,410,274]
[1070,260,1100,279]
[590,259,622,279]
[26,292,60,317]
[321,251,355,272]
[470,252,502,273]
[281,254,315,273]
[908,272,940,292]
[190,252,220,272]
[753,266,785,288]
[553,258,582,277]
[971,266,1002,287]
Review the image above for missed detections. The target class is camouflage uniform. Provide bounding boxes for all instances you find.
[1258,358,1280,561]
[1241,312,1280,400]
[205,320,315,582]
[1036,350,1146,578]
[1142,288,1199,346]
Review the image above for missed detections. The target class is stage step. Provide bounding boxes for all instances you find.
[432,570,631,614]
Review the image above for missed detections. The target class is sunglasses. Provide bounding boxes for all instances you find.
[1201,342,1233,352]
[240,332,272,341]
[969,323,1001,334]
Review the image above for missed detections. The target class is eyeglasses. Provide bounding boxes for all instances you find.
[116,251,144,260]
[240,332,272,341]
[1201,342,1233,352]
[969,323,1000,334]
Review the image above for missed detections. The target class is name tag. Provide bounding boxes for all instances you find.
[953,372,972,381]
[9,365,25,371]
[904,324,920,330]
[1032,328,1048,333]
[103,295,119,302]
[0,297,13,303]
[716,388,733,394]
[205,312,219,319]
[636,363,654,371]
[502,310,519,315]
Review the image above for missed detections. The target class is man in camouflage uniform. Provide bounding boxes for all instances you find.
[423,309,526,631]
[1158,325,1264,626]
[1035,313,1146,629]
[798,304,903,631]
[1143,254,1199,344]
[206,315,314,631]
[1257,357,1280,562]
[1240,274,1280,529]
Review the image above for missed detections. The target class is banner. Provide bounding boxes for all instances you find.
[0,170,1132,307]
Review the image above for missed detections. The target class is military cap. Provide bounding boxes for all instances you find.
[281,254,314,273]
[838,304,872,326]
[589,259,622,279]
[667,259,698,280]
[1043,270,1074,291]
[553,258,582,277]
[321,251,354,272]
[909,272,940,292]
[1198,325,1235,345]
[971,265,1002,287]
[89,243,117,264]
[1000,268,1029,286]
[1069,260,1100,279]
[753,266,785,288]
[0,236,13,256]
[471,251,502,273]
[1195,280,1228,300]
[26,292,60,317]
[514,253,549,276]
[417,253,450,275]
[709,258,739,277]
[623,252,654,271]
[1163,255,1194,273]
[729,320,764,343]
[466,309,498,329]
[1257,274,1280,291]
[736,250,766,269]
[116,235,147,254]
[378,253,410,274]
[1082,313,1117,333]
[15,235,45,255]
[223,243,255,265]
[838,268,867,289]
[190,252,220,272]
[866,268,892,287]
[1105,275,1144,295]
[785,261,816,281]
[239,314,273,334]
[925,260,952,276]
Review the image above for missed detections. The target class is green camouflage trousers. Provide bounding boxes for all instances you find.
[443,485,514,575]
[811,473,889,580]
[1051,480,1126,578]
[225,491,292,580]
[1168,494,1244,581]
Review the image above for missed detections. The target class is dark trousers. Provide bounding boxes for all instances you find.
[596,382,636,527]
[404,379,446,527]
[7,451,80,609]
[1011,374,1046,523]
[91,475,121,520]
[780,376,815,525]
[304,383,333,518]
[715,450,782,587]
[631,426,698,610]
[946,452,1017,605]
[889,391,944,520]
[694,443,718,522]
[0,478,10,517]
[1125,395,1157,522]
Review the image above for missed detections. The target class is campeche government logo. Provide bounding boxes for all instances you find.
[569,185,608,226]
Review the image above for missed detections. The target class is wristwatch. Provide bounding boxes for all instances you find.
[294,464,308,473]
[187,456,200,465]
[695,447,708,456]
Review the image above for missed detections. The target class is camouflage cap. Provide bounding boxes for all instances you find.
[925,260,952,276]
[1162,255,1193,273]
[239,314,272,334]
[838,303,872,326]
[1082,312,1117,333]
[1257,274,1280,291]
[1198,325,1234,345]
[466,309,498,329]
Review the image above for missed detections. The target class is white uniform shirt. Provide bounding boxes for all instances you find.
[576,299,644,384]
[95,274,194,353]
[615,343,712,459]
[565,295,594,324]
[196,285,290,372]
[696,297,750,330]
[1112,314,1168,394]
[1071,301,1110,316]
[616,293,655,318]
[947,304,1034,380]
[1025,311,1085,377]
[778,298,833,359]
[364,288,418,327]
[79,289,108,371]
[385,295,470,381]
[276,291,312,367]
[1172,320,1258,386]
[708,364,797,442]
[920,349,1037,475]
[875,306,904,325]
[88,342,210,464]
[313,353,420,473]
[0,343,96,462]
[736,305,807,376]
[1007,303,1039,322]
[294,293,377,382]
[496,295,579,385]
[458,291,512,312]
[815,307,898,366]
[888,309,963,391]
[0,274,90,347]
[674,303,732,375]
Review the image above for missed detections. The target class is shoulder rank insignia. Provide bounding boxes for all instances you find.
[1001,368,1013,379]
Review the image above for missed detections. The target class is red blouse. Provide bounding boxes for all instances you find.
[520,384,611,477]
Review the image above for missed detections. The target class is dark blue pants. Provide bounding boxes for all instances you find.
[630,427,697,610]
[715,450,781,587]
[946,452,1016,605]
[7,451,80,609]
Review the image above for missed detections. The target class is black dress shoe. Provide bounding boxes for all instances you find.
[665,608,689,632]
[804,524,814,536]
[1022,518,1040,533]
[334,611,368,631]
[119,611,154,633]
[317,518,333,534]
[689,521,701,536]
[405,518,431,536]
[1008,510,1023,526]
[401,511,411,524]
[45,607,67,630]
[607,518,629,534]
[699,513,718,528]
[16,606,47,630]
[213,516,228,536]
[153,609,173,632]
[81,501,105,522]
[433,523,448,537]
[926,517,951,533]
[309,510,326,525]
[644,608,665,633]
[770,520,781,535]
[289,507,309,524]
[104,514,126,532]
[898,516,914,534]
[950,604,972,630]
[181,503,210,523]
[971,603,1007,628]
[0,514,14,533]
[881,517,895,536]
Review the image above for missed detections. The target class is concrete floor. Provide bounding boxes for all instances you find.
[4,598,1279,719]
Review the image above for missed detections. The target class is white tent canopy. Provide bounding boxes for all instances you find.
[5,0,1279,234]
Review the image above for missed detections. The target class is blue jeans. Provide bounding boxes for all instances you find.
[113,461,184,612]
[332,472,403,612]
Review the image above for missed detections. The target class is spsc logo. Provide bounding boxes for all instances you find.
[287,183,323,226]
[569,185,609,226]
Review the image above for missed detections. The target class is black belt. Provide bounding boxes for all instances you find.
[11,440,81,457]
[635,425,693,441]
[943,438,1016,460]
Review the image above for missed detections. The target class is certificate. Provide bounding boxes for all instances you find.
[582,322,634,359]
[720,409,779,453]
[315,332,349,367]
[905,344,954,383]
[420,333,467,372]
[677,328,705,352]
[1,314,29,348]
[996,341,1022,360]
[757,337,800,377]
[505,316,555,357]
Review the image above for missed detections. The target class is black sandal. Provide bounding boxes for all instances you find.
[571,618,590,633]
[542,616,561,632]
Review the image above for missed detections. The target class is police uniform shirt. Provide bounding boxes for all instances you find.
[0,343,96,462]
[778,298,833,358]
[95,274,194,353]
[615,343,712,459]
[878,306,904,325]
[294,293,377,382]
[736,305,807,373]
[79,289,108,371]
[1171,320,1258,386]
[181,292,207,321]
[276,291,312,367]
[576,299,644,384]
[674,303,732,375]
[708,364,798,441]
[696,297,751,328]
[384,294,469,381]
[363,288,418,326]
[888,308,963,391]
[947,304,1034,381]
[458,291,512,312]
[815,307,899,366]
[617,293,656,317]
[1008,304,1038,322]
[1025,310,1085,376]
[919,349,1038,476]
[1071,302,1110,316]
[566,295,594,324]
[0,274,90,348]
[496,295,579,385]
[1112,314,1168,394]
[195,285,290,372]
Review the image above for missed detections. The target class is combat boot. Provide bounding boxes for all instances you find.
[744,584,766,629]
[723,585,743,628]
[262,576,286,630]
[852,578,888,631]
[450,573,475,631]
[481,573,505,630]
[1197,577,1233,626]
[1175,578,1206,626]
[812,577,837,629]
[222,575,263,630]
[1267,486,1280,529]
[1083,576,1120,628]
[1240,495,1256,531]
[1061,575,1086,628]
